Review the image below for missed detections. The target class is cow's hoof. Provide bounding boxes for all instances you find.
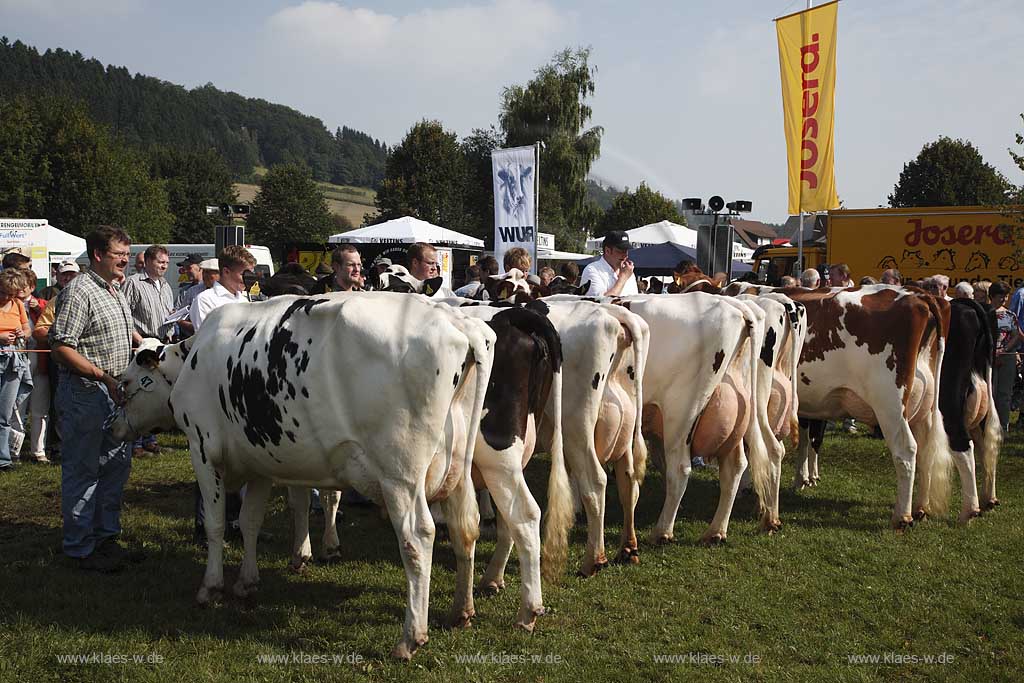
[982,498,1000,512]
[288,557,311,574]
[478,580,505,596]
[232,579,259,598]
[795,480,812,491]
[811,477,821,485]
[390,635,427,661]
[958,509,982,525]
[892,517,914,532]
[196,584,223,605]
[318,550,343,565]
[699,533,727,547]
[514,607,544,633]
[614,547,640,565]
[650,533,674,546]
[448,610,475,629]
[577,558,608,578]
[760,519,783,535]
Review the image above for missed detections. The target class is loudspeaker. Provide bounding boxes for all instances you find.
[696,222,734,278]
[215,225,245,257]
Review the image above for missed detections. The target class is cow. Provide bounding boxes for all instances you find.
[109,292,497,660]
[776,285,955,528]
[442,295,649,576]
[551,293,774,544]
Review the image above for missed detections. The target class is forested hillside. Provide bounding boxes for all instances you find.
[0,37,387,187]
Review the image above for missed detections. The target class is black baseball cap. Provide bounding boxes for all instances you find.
[177,253,205,267]
[602,230,632,251]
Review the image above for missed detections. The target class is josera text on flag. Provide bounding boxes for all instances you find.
[776,1,840,215]
[492,145,538,274]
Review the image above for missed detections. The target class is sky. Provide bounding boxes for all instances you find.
[2,0,1023,226]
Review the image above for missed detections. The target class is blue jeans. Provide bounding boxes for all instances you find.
[0,349,32,469]
[57,371,131,558]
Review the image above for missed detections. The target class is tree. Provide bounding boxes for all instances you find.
[149,146,236,243]
[1011,113,1024,202]
[888,136,1012,207]
[0,97,50,217]
[500,47,603,251]
[596,182,685,236]
[460,127,503,243]
[373,120,467,228]
[246,163,332,257]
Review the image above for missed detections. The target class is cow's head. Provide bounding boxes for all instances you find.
[483,269,543,303]
[372,264,444,296]
[546,276,591,296]
[497,162,532,220]
[107,339,187,442]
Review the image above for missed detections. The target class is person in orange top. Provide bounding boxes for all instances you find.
[0,269,33,471]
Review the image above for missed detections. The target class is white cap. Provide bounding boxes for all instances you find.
[58,261,80,274]
[199,258,219,271]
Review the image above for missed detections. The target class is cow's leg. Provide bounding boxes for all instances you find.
[383,480,435,661]
[438,477,479,629]
[574,455,609,576]
[194,448,225,604]
[320,489,341,562]
[286,487,314,572]
[650,415,692,545]
[234,476,273,598]
[476,461,544,632]
[807,420,824,484]
[761,441,784,533]
[701,443,747,545]
[479,508,512,594]
[878,414,917,530]
[793,422,812,490]
[613,456,640,564]
[951,444,981,524]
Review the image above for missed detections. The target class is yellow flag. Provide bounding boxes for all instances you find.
[777,1,840,215]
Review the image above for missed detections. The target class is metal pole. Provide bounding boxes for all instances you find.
[797,0,811,276]
[533,141,540,275]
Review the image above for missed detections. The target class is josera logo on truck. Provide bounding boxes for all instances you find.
[828,206,1024,288]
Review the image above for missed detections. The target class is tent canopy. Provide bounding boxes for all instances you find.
[46,224,87,257]
[329,216,484,248]
[585,220,695,251]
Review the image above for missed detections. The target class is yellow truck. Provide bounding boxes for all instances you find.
[751,206,1024,289]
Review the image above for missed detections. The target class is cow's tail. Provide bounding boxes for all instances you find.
[541,363,572,582]
[740,304,772,516]
[918,294,953,517]
[979,365,1002,503]
[615,311,649,485]
[454,318,496,537]
[787,303,803,450]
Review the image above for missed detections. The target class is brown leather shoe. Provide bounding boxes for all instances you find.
[132,447,147,458]
[143,443,161,454]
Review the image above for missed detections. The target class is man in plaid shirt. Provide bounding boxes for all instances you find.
[122,245,173,457]
[50,226,144,573]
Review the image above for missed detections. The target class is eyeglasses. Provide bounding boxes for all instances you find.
[106,250,131,259]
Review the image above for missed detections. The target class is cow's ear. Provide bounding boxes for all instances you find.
[135,348,162,369]
[422,277,444,296]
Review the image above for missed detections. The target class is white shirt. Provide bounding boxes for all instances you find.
[580,256,639,297]
[190,281,247,331]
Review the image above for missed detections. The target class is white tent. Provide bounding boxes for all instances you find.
[46,224,87,258]
[585,220,696,251]
[328,216,484,248]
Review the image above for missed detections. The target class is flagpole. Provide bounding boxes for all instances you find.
[796,0,812,277]
[533,141,540,274]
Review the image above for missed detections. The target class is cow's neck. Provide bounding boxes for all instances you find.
[156,338,193,383]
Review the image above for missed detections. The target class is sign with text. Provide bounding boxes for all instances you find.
[777,1,840,215]
[492,145,537,273]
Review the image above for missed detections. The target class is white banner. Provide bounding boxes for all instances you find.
[492,145,537,274]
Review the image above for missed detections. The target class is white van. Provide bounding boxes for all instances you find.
[75,243,275,301]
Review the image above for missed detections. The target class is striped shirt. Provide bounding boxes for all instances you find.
[49,269,133,379]
[174,280,203,310]
[122,271,174,339]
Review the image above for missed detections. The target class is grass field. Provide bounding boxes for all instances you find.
[1,425,1022,682]
[233,180,378,228]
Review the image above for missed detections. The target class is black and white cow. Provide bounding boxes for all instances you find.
[110,293,496,660]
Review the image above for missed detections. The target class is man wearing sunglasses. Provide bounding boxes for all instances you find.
[189,246,256,332]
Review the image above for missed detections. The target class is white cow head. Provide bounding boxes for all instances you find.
[372,264,444,296]
[483,268,541,303]
[107,339,187,442]
[497,161,533,221]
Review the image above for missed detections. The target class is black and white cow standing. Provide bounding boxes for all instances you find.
[110,293,496,660]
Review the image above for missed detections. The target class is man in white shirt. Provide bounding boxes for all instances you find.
[581,230,638,297]
[189,246,255,332]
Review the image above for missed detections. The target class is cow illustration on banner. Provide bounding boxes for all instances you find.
[492,145,538,274]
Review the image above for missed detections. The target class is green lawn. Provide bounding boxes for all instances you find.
[1,426,1021,682]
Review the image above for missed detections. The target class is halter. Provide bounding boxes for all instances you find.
[102,367,175,438]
